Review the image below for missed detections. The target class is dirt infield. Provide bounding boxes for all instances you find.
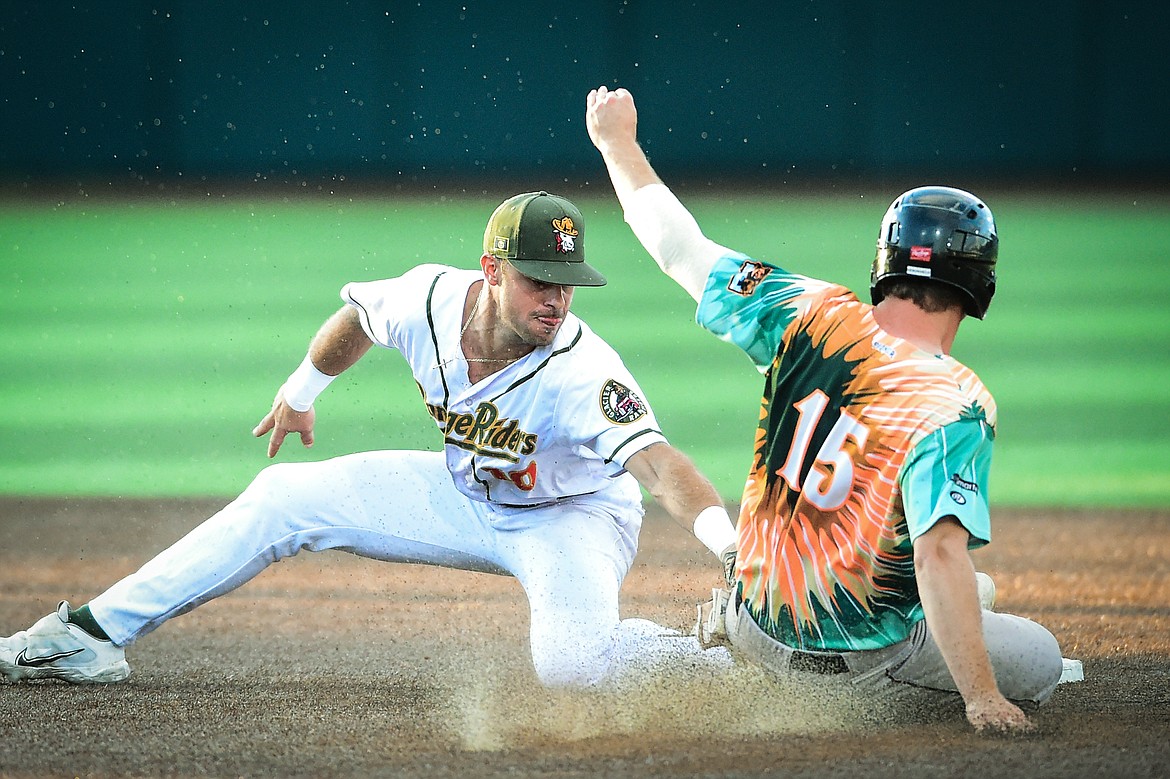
[1,497,1168,779]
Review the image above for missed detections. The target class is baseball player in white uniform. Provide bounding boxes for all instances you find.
[0,191,739,688]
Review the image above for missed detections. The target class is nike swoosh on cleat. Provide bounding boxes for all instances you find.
[14,648,86,667]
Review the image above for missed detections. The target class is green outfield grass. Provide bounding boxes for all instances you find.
[1,189,1167,507]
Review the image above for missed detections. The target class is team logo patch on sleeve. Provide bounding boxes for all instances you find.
[727,260,772,296]
[599,379,648,424]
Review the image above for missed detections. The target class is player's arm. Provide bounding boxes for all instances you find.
[624,442,737,578]
[913,519,1033,734]
[253,305,374,458]
[586,86,725,303]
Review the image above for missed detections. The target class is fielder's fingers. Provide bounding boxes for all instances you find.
[300,429,314,449]
[267,428,288,459]
[598,86,629,104]
[252,410,276,438]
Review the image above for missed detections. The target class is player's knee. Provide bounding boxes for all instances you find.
[1021,625,1065,703]
[231,462,330,541]
[243,462,315,508]
[987,616,1064,704]
[220,462,353,563]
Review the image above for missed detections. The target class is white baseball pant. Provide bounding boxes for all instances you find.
[88,451,724,687]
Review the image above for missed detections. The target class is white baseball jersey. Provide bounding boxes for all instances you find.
[78,262,728,690]
[342,264,668,511]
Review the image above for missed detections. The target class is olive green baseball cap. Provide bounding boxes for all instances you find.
[483,191,607,287]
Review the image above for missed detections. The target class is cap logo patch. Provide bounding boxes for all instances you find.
[552,216,578,254]
[493,236,510,253]
[910,245,932,262]
[599,379,648,424]
[727,260,772,296]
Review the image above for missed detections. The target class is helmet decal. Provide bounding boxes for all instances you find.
[909,246,932,262]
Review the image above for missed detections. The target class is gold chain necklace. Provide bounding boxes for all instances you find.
[456,292,516,365]
[459,292,482,340]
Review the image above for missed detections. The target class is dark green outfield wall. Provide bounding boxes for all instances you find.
[2,1,1167,186]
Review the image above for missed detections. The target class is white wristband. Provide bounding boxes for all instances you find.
[282,354,336,412]
[692,505,737,557]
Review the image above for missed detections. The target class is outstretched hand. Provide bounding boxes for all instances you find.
[965,695,1035,735]
[252,390,316,458]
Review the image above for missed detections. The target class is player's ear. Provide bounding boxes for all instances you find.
[482,254,505,286]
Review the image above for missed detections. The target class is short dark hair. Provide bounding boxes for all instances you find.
[873,277,968,315]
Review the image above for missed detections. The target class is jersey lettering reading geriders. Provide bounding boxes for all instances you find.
[342,266,668,508]
[422,398,538,461]
[698,254,996,652]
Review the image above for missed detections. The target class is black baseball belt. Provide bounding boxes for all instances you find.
[493,489,600,510]
[732,593,852,675]
[787,649,850,675]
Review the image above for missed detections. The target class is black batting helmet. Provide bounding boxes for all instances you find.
[869,186,998,319]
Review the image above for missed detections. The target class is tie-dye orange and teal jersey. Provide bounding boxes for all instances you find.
[697,254,997,652]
